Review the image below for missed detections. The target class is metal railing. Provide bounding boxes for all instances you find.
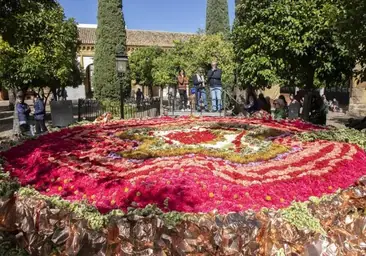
[163,87,243,117]
[78,98,160,121]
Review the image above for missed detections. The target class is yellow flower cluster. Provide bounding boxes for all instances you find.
[119,131,288,164]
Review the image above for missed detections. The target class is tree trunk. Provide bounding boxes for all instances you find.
[12,101,20,136]
[52,88,58,101]
[160,85,163,114]
[302,71,315,121]
[302,92,313,121]
[8,89,16,111]
[149,85,153,98]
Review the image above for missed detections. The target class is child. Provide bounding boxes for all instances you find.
[34,93,48,134]
[190,87,196,111]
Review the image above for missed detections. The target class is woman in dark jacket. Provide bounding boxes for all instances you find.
[34,93,48,134]
[309,93,327,125]
[244,86,259,115]
[16,92,31,134]
[258,93,271,113]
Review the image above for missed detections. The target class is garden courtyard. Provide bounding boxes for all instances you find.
[1,0,366,255]
[1,113,366,255]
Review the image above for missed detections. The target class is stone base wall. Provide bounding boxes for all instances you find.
[349,104,366,116]
[349,82,366,117]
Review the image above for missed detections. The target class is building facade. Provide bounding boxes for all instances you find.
[71,24,194,100]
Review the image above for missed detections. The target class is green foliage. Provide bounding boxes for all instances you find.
[129,46,164,86]
[15,186,184,230]
[335,0,366,81]
[0,232,28,256]
[281,202,325,234]
[0,172,20,198]
[0,0,81,93]
[18,187,113,230]
[152,34,234,87]
[233,0,355,90]
[295,128,366,150]
[206,0,230,38]
[186,34,235,85]
[93,0,128,101]
[152,50,180,87]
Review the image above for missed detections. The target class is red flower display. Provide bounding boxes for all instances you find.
[165,130,217,144]
[2,116,365,214]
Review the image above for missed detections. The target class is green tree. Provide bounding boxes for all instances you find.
[0,0,81,97]
[191,34,235,86]
[93,0,127,100]
[152,50,179,109]
[336,0,366,80]
[206,0,230,38]
[0,0,81,132]
[233,0,355,119]
[152,51,179,87]
[129,46,164,96]
[150,34,234,109]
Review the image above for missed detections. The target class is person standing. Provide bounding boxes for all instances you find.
[243,86,259,116]
[258,93,271,113]
[16,91,31,135]
[278,95,288,115]
[136,88,144,107]
[177,70,189,111]
[273,99,287,120]
[207,62,222,112]
[288,94,301,119]
[310,92,327,125]
[33,93,48,134]
[192,68,208,111]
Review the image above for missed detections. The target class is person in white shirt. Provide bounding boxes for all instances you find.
[192,68,208,111]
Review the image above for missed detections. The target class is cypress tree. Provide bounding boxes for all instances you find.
[93,0,127,100]
[206,0,230,37]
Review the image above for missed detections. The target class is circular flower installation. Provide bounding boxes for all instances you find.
[2,117,366,214]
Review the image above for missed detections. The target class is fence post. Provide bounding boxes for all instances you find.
[172,96,175,116]
[77,99,81,122]
[223,90,227,117]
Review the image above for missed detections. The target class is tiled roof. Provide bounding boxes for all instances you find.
[78,26,196,47]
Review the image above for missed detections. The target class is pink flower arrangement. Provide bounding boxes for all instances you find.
[2,117,364,214]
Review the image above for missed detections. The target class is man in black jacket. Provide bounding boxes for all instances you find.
[192,68,208,111]
[207,62,222,112]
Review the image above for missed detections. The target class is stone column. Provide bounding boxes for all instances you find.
[349,78,366,116]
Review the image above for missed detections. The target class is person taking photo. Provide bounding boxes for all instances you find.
[192,68,208,111]
[207,61,222,112]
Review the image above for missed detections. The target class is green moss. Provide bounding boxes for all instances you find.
[296,128,366,150]
[0,232,28,256]
[280,202,325,235]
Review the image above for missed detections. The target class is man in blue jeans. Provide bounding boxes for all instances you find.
[207,62,222,112]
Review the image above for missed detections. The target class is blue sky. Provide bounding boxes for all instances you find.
[58,0,235,33]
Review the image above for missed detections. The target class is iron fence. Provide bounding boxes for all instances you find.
[78,98,161,121]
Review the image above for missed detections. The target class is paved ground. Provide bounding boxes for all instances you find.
[0,100,355,139]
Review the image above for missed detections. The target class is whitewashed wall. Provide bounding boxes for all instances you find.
[66,56,94,100]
